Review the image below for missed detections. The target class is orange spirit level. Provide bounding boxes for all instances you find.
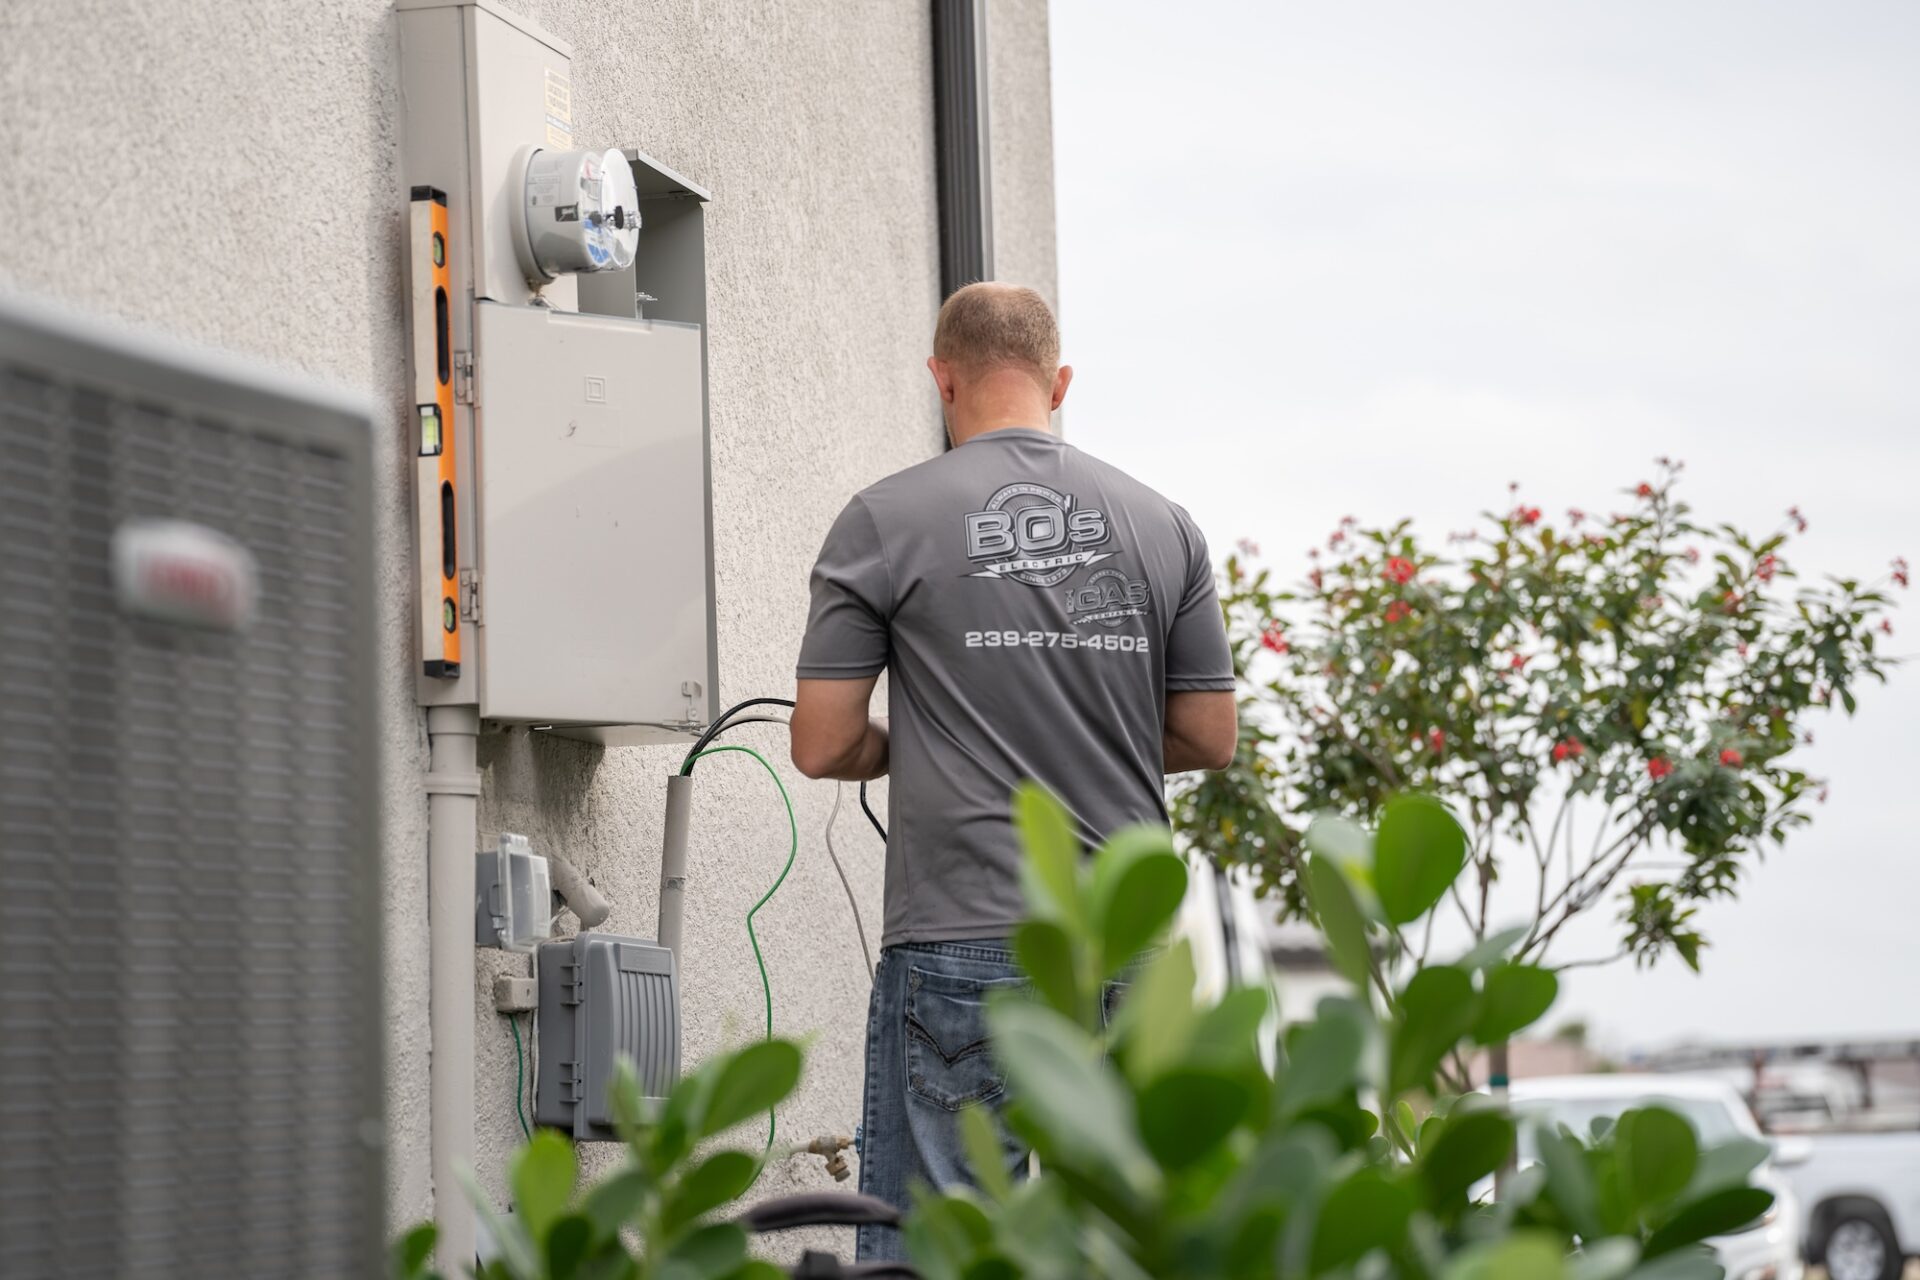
[409,186,460,678]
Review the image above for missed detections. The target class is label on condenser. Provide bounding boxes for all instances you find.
[112,519,260,632]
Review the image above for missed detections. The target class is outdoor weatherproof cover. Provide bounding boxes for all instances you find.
[535,933,680,1139]
[0,298,384,1278]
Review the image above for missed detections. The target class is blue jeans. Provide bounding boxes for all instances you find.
[855,940,1027,1262]
[854,939,1130,1263]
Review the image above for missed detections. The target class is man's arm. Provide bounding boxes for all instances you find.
[1164,690,1237,773]
[791,676,891,780]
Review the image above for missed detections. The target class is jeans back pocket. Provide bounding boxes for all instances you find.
[904,965,1026,1111]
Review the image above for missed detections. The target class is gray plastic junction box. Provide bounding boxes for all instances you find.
[535,933,681,1139]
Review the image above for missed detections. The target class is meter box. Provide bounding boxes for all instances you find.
[472,302,713,740]
[535,934,681,1139]
[400,0,720,737]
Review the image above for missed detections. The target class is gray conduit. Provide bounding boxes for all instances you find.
[425,704,482,1273]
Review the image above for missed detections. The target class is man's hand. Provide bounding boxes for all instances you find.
[1164,690,1237,773]
[791,677,891,780]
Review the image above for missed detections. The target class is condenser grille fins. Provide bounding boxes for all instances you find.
[0,318,380,1279]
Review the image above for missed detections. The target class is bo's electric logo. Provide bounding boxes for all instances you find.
[963,482,1111,588]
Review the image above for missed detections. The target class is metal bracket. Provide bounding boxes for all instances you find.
[459,568,481,625]
[453,350,474,404]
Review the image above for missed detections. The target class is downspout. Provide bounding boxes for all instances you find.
[932,0,996,296]
[425,704,481,1273]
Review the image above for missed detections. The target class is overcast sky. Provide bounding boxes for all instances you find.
[1050,0,1920,1052]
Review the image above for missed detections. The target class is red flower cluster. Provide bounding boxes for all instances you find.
[1509,653,1528,672]
[1684,547,1701,564]
[1515,506,1543,526]
[1636,482,1654,498]
[1719,748,1743,767]
[1756,554,1777,584]
[1881,618,1894,636]
[1260,624,1289,654]
[1568,508,1586,526]
[1894,557,1910,589]
[1382,556,1416,585]
[1788,506,1808,533]
[1427,728,1446,754]
[1647,756,1674,781]
[1384,600,1412,624]
[1552,739,1585,763]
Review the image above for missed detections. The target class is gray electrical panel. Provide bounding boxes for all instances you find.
[535,934,681,1139]
[0,298,383,1278]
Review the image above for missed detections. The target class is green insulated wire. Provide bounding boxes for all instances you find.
[681,744,798,1150]
[509,1014,531,1139]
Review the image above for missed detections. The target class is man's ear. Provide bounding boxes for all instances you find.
[927,356,958,404]
[1050,363,1074,412]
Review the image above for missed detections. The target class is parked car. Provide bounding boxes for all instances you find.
[1776,1126,1920,1280]
[1507,1075,1804,1280]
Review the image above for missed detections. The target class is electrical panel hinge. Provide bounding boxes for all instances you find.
[459,569,481,625]
[453,351,474,404]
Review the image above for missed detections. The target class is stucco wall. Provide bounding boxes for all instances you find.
[0,0,1056,1260]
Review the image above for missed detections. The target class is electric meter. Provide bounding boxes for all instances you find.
[510,146,641,283]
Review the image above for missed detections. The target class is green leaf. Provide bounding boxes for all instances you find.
[458,1165,540,1280]
[1621,1245,1723,1280]
[1374,795,1468,924]
[1276,998,1369,1118]
[1419,1109,1516,1209]
[1534,1122,1603,1241]
[1442,1231,1569,1280]
[699,1040,803,1139]
[658,1223,749,1280]
[1112,940,1198,1083]
[511,1129,578,1242]
[1309,1168,1416,1273]
[1617,1107,1699,1212]
[391,1222,437,1280]
[985,999,1157,1202]
[662,1151,760,1235]
[1454,925,1529,972]
[1014,782,1083,927]
[1011,920,1079,1021]
[1304,814,1372,869]
[1473,964,1558,1045]
[1644,1186,1773,1256]
[544,1214,592,1280]
[1186,985,1271,1073]
[1306,855,1374,990]
[1390,965,1478,1096]
[1568,1239,1640,1280]
[1680,1137,1771,1201]
[1137,1067,1255,1170]
[1095,846,1187,981]
[580,1167,649,1244]
[959,1104,1013,1203]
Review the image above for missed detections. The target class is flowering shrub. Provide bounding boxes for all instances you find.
[1177,462,1902,972]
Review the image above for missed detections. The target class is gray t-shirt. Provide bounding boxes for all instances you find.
[796,427,1234,947]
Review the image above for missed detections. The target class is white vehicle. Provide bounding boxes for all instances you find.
[1508,1075,1804,1280]
[1779,1128,1920,1280]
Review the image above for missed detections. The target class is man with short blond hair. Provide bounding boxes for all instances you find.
[791,282,1236,1260]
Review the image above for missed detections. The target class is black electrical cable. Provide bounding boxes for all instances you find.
[681,697,796,774]
[859,780,887,843]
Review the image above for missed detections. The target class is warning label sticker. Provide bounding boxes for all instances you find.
[544,68,573,150]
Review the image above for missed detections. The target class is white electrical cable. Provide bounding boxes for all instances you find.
[825,781,876,979]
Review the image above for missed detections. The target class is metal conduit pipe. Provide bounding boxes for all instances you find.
[425,704,482,1274]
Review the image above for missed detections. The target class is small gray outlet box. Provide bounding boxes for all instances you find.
[534,934,680,1140]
